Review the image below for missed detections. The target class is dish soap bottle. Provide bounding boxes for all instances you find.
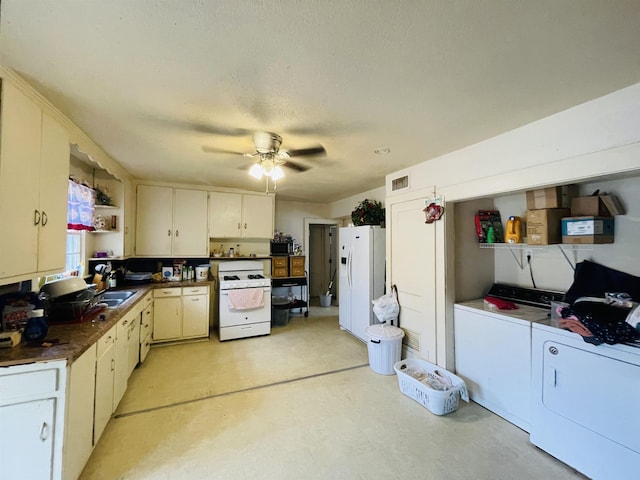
[108,271,117,289]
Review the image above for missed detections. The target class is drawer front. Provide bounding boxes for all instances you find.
[272,257,288,267]
[289,256,305,268]
[143,291,153,307]
[272,266,289,278]
[290,266,305,277]
[0,366,60,402]
[183,285,209,296]
[219,322,271,341]
[97,326,116,357]
[154,287,182,298]
[141,304,154,332]
[140,333,152,363]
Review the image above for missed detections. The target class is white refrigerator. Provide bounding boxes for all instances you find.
[338,225,386,342]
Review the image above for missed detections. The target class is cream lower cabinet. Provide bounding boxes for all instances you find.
[182,285,210,338]
[63,345,96,480]
[0,360,67,480]
[0,81,69,281]
[139,292,154,362]
[94,326,116,445]
[113,310,139,411]
[153,286,210,342]
[153,288,183,341]
[135,185,209,256]
[208,191,274,238]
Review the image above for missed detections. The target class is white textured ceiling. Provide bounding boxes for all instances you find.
[1,1,639,202]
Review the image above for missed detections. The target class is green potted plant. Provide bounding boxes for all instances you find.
[351,199,385,226]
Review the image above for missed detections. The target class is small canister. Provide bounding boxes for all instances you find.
[23,309,48,342]
[229,247,235,258]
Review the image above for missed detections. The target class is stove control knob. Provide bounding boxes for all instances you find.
[548,346,559,355]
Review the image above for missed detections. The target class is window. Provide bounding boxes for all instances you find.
[65,230,85,275]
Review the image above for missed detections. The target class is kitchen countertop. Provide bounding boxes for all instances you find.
[0,280,213,368]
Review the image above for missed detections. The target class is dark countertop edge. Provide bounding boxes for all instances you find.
[0,280,214,368]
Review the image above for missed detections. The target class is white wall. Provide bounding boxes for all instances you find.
[274,200,330,251]
[327,186,385,219]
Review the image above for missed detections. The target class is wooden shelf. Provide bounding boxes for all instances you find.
[95,204,118,209]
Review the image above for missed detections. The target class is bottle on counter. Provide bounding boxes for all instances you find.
[108,271,117,289]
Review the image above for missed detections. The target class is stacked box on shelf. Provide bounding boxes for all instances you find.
[289,256,305,277]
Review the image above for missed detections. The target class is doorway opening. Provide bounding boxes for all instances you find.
[305,219,339,306]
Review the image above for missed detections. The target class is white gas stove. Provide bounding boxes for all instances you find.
[217,260,272,341]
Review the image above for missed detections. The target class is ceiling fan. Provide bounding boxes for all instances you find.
[202,132,326,188]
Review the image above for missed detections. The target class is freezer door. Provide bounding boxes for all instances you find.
[350,228,374,342]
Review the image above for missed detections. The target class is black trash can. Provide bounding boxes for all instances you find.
[271,296,290,326]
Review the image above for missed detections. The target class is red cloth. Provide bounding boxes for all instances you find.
[484,295,519,310]
[559,317,596,338]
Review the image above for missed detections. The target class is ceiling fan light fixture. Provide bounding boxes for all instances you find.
[249,163,264,179]
[271,165,285,181]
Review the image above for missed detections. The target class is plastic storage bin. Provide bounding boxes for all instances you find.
[394,358,469,415]
[366,324,404,375]
[271,296,290,326]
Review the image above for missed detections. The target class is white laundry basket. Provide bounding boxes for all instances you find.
[366,324,404,375]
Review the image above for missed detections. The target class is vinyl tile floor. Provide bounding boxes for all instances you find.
[80,303,584,480]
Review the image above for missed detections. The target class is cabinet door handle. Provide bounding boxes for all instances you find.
[111,358,115,372]
[237,222,241,230]
[34,209,41,226]
[39,422,50,441]
[244,223,247,229]
[175,230,179,237]
[168,229,171,236]
[41,211,48,226]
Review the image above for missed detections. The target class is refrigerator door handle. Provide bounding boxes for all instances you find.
[347,247,353,287]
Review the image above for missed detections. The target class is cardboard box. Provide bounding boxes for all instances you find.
[561,216,614,244]
[570,195,624,217]
[526,208,570,245]
[526,185,578,210]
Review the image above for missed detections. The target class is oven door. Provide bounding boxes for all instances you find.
[219,287,271,328]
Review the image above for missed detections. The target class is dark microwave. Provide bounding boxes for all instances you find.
[270,241,292,256]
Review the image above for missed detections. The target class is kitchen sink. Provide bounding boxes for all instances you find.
[98,290,136,301]
[98,298,124,309]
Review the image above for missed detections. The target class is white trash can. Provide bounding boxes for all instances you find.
[366,324,404,375]
[319,293,332,307]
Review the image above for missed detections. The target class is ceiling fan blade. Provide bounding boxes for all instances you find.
[282,145,326,157]
[202,145,251,156]
[283,160,311,172]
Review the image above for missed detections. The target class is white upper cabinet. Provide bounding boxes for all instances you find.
[135,185,208,256]
[0,81,69,280]
[123,178,136,257]
[208,192,274,239]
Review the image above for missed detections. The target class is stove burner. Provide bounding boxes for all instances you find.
[223,275,240,281]
[248,274,264,279]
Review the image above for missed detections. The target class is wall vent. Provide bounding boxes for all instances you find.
[401,327,420,351]
[391,175,409,191]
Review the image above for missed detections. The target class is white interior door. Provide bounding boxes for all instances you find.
[390,198,437,362]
